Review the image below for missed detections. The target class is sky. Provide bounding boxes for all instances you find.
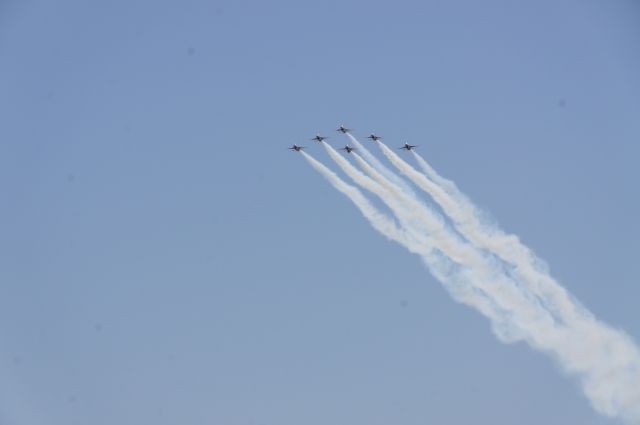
[1,0,640,424]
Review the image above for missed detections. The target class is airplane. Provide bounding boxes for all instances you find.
[288,144,305,151]
[310,134,328,142]
[339,145,356,154]
[336,125,351,134]
[399,143,417,151]
[366,133,382,141]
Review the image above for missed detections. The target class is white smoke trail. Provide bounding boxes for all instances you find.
[375,142,640,423]
[300,151,411,248]
[345,133,414,195]
[301,151,507,321]
[411,148,589,322]
[379,142,580,322]
[321,143,559,346]
[411,149,460,196]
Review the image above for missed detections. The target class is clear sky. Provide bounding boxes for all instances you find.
[1,0,639,424]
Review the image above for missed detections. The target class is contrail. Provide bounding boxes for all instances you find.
[373,141,640,423]
[322,143,559,346]
[345,133,414,195]
[411,149,460,196]
[303,150,533,343]
[300,151,412,249]
[304,141,640,423]
[412,148,588,322]
[379,141,580,322]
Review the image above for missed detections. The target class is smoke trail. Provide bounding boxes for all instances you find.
[345,133,414,195]
[412,148,588,322]
[379,142,580,320]
[321,143,559,346]
[411,150,460,196]
[305,143,640,422]
[303,150,541,343]
[300,151,411,248]
[375,142,640,423]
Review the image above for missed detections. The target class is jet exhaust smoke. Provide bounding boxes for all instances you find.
[346,133,415,195]
[323,142,561,347]
[300,141,640,423]
[300,151,414,248]
[305,149,533,339]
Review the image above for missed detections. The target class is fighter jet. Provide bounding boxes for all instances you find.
[366,133,382,141]
[310,134,328,143]
[399,143,417,151]
[336,125,351,134]
[339,145,356,154]
[288,144,305,151]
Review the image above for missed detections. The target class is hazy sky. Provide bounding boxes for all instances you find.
[1,0,639,424]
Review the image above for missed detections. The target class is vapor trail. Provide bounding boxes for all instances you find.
[300,151,410,248]
[412,148,588,322]
[411,150,460,196]
[301,151,503,320]
[322,143,558,345]
[304,149,529,339]
[375,141,640,423]
[379,141,579,321]
[345,133,414,195]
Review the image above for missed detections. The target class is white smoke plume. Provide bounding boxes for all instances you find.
[382,144,640,422]
[378,142,577,319]
[322,142,558,346]
[300,151,411,248]
[301,142,640,423]
[345,133,415,195]
[305,149,537,341]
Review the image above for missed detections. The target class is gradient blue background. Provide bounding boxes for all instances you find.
[1,0,639,424]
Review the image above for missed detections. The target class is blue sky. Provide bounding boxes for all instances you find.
[1,0,639,424]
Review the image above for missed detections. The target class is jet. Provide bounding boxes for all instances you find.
[399,143,417,151]
[310,134,328,143]
[339,145,356,154]
[336,125,351,134]
[366,133,382,141]
[288,144,305,151]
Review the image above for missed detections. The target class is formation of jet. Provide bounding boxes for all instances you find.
[366,133,382,141]
[287,126,417,153]
[310,134,328,142]
[400,143,417,151]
